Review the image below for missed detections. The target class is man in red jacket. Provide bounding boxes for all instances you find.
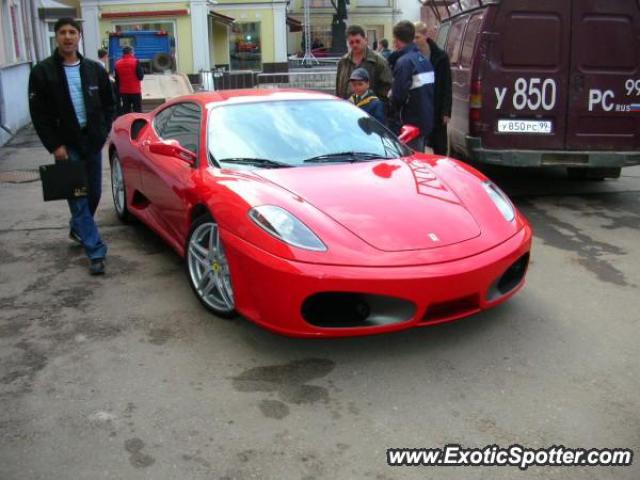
[114,46,144,113]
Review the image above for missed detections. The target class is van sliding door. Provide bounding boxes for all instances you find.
[565,0,640,150]
[481,0,571,150]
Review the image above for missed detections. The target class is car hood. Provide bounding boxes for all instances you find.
[255,159,481,252]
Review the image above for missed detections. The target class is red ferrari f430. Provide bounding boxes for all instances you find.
[108,90,532,337]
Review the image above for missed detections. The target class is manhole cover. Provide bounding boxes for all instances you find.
[0,169,40,183]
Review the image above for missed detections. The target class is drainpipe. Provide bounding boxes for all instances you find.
[21,0,37,63]
[30,0,45,61]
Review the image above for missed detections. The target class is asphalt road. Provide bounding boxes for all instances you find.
[1,127,638,480]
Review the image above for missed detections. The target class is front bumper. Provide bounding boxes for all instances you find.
[222,225,533,338]
[467,136,640,168]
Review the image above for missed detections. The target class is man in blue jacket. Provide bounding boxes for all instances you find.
[388,21,435,151]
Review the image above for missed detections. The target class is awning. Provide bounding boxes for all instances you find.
[210,11,235,26]
[38,0,76,20]
[287,16,302,33]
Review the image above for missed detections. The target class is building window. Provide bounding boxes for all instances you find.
[109,21,177,62]
[229,22,261,71]
[365,25,384,48]
[1,0,27,63]
[10,3,20,58]
[47,21,57,56]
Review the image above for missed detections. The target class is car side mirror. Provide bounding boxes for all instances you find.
[398,125,421,145]
[149,140,196,165]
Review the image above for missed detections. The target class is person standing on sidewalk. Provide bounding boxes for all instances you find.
[336,25,392,103]
[28,17,114,275]
[414,22,452,155]
[388,21,435,152]
[377,39,392,60]
[114,47,144,114]
[97,48,109,70]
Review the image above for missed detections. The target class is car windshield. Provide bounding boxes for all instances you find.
[207,99,410,168]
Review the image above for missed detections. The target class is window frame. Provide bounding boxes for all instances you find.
[111,20,178,65]
[460,12,485,68]
[446,17,469,66]
[152,104,176,139]
[1,0,28,64]
[435,22,451,51]
[229,21,262,71]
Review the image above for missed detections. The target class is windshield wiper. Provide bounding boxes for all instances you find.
[303,151,393,163]
[218,157,290,169]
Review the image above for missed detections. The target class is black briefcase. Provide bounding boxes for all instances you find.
[39,161,88,202]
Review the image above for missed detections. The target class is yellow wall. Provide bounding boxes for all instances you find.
[212,24,230,66]
[98,3,193,73]
[350,15,394,40]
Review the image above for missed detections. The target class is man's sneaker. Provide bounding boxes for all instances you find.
[89,259,105,275]
[69,230,82,245]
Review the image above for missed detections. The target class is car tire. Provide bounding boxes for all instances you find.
[110,151,132,222]
[185,214,237,319]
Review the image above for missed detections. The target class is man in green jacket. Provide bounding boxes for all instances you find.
[336,25,392,102]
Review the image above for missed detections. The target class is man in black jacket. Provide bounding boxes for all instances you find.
[415,22,452,155]
[29,18,115,275]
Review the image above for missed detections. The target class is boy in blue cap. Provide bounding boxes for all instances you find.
[348,68,386,125]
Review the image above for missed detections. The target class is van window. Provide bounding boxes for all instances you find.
[460,13,484,67]
[446,18,468,65]
[502,13,562,67]
[436,23,451,50]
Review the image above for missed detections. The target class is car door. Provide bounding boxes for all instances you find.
[142,102,202,245]
[480,0,572,150]
[565,0,640,151]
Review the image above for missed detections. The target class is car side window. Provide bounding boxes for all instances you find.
[157,103,202,154]
[447,17,469,66]
[153,106,174,138]
[460,13,484,68]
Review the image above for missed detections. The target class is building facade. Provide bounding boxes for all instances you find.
[1,0,78,145]
[286,0,423,56]
[81,0,289,74]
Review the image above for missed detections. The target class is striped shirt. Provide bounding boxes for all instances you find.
[63,61,87,127]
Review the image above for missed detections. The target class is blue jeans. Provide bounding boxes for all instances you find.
[67,146,107,260]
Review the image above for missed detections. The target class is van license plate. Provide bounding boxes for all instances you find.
[497,120,553,134]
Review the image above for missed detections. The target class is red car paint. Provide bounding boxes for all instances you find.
[109,89,532,337]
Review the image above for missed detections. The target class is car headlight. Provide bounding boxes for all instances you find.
[482,181,515,222]
[249,205,327,251]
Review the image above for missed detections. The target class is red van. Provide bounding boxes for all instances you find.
[429,0,640,179]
